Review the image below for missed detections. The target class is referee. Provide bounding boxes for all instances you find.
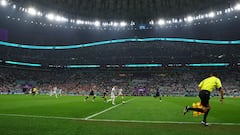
[183,73,224,126]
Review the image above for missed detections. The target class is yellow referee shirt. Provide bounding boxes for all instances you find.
[198,76,222,93]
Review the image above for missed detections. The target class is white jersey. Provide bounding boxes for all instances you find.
[53,87,57,94]
[111,87,116,97]
[118,88,123,96]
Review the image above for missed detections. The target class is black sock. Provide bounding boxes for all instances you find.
[188,107,204,113]
[203,109,210,122]
[85,96,89,99]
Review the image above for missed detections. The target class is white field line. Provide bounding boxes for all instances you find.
[87,119,240,126]
[0,113,84,120]
[0,113,240,126]
[84,98,136,120]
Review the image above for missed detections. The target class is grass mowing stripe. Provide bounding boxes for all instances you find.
[1,113,240,126]
[84,98,136,120]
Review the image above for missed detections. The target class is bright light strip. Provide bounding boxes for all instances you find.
[0,59,2,62]
[27,7,37,16]
[208,12,215,18]
[76,20,84,24]
[185,16,194,22]
[66,65,100,68]
[124,64,162,67]
[120,21,127,27]
[113,22,119,27]
[46,13,55,20]
[2,0,239,28]
[5,60,42,67]
[45,13,68,22]
[187,63,229,67]
[94,21,100,27]
[157,19,165,25]
[0,38,240,50]
[234,3,240,10]
[0,0,7,6]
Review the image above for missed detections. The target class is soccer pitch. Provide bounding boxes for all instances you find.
[0,95,239,135]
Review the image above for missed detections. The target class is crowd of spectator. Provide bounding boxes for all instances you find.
[0,66,239,97]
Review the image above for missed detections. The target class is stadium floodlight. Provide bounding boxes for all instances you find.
[12,4,16,9]
[113,22,119,27]
[55,15,62,21]
[0,0,7,6]
[27,7,37,16]
[22,8,26,12]
[157,19,165,25]
[54,15,68,22]
[94,21,101,27]
[166,20,172,24]
[46,13,55,21]
[216,11,222,15]
[120,21,127,27]
[172,19,178,23]
[225,8,232,13]
[208,12,215,18]
[185,16,194,22]
[37,11,42,16]
[76,19,84,24]
[102,22,109,26]
[234,3,240,10]
[130,21,135,26]
[149,20,154,25]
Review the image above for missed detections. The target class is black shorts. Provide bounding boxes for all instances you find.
[89,91,94,96]
[199,90,210,107]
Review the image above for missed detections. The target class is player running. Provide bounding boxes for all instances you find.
[107,85,117,105]
[102,89,108,102]
[183,73,224,126]
[84,85,96,102]
[154,88,162,102]
[118,87,125,103]
[52,86,58,98]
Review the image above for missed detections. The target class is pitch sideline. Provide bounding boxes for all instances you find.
[0,113,240,126]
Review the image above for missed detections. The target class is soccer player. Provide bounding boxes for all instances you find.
[118,87,125,103]
[102,89,108,102]
[183,73,224,126]
[32,86,37,96]
[52,86,58,98]
[154,88,162,102]
[107,85,117,105]
[84,85,96,102]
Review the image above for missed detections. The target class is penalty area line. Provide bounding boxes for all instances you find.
[84,98,136,120]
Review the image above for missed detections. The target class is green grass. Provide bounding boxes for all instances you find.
[0,95,240,135]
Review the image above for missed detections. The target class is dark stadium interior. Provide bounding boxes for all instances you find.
[0,0,240,45]
[10,0,239,22]
[0,0,240,67]
[0,42,240,65]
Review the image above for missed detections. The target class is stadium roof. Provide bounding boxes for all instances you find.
[11,0,239,22]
